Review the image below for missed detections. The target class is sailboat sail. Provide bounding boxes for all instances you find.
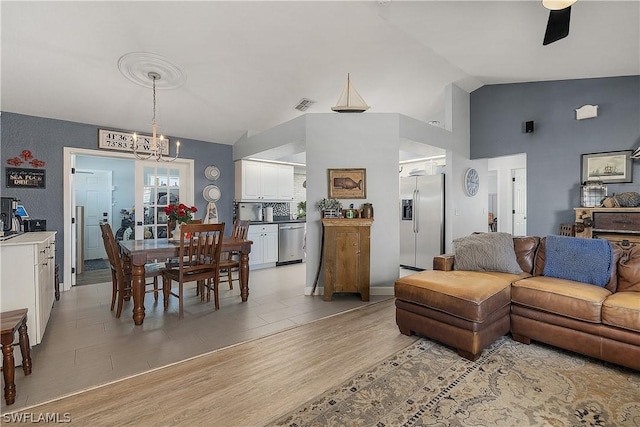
[332,74,369,113]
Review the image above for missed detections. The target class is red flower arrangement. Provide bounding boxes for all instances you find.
[164,203,197,223]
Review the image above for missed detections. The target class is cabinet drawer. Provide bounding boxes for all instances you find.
[249,224,278,233]
[593,212,640,233]
[37,242,48,264]
[593,232,640,247]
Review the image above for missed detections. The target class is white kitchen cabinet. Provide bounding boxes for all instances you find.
[247,224,278,269]
[276,164,294,200]
[235,160,294,201]
[0,232,56,345]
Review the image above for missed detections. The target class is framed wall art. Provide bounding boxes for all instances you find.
[6,167,46,188]
[328,168,366,199]
[581,150,633,184]
[98,129,170,155]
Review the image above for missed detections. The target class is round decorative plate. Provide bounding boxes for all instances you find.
[204,165,220,180]
[203,184,221,202]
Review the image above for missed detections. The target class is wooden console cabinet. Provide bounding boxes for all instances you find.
[322,218,373,301]
[574,207,640,247]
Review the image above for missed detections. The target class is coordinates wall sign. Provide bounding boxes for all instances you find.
[5,149,46,188]
[98,129,170,155]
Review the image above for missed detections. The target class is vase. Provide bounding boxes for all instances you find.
[168,221,184,240]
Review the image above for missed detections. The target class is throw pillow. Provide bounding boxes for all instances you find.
[612,245,640,292]
[453,232,522,274]
[542,235,613,287]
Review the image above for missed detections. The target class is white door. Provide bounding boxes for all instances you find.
[512,168,527,236]
[75,169,112,260]
[135,161,193,240]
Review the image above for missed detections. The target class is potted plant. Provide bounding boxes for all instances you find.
[297,201,307,219]
[316,198,342,218]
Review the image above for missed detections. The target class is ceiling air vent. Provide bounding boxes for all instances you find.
[295,98,315,112]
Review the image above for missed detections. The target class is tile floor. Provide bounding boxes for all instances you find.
[2,263,392,412]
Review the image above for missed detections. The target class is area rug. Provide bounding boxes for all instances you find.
[270,337,640,427]
[83,258,109,271]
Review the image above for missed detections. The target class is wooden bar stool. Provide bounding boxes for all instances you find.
[1,308,32,405]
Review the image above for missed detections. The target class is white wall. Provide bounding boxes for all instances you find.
[305,114,400,291]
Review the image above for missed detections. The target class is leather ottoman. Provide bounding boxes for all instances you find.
[395,270,526,360]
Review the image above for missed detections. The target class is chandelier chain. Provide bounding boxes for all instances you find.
[130,71,181,162]
[152,74,157,126]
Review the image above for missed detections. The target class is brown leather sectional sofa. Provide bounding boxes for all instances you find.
[394,236,640,371]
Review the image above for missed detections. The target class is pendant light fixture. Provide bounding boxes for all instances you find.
[132,71,180,162]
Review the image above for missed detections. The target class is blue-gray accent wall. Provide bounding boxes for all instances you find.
[0,112,234,282]
[471,75,640,236]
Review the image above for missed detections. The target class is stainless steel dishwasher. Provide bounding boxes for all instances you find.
[277,223,306,265]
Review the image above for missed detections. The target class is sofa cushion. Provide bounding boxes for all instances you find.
[453,232,522,274]
[617,245,640,292]
[542,235,612,287]
[395,270,524,323]
[533,237,547,276]
[513,236,540,275]
[602,292,640,332]
[512,276,612,323]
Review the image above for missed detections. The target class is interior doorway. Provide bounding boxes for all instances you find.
[512,168,527,236]
[75,169,112,261]
[487,153,527,236]
[63,147,194,291]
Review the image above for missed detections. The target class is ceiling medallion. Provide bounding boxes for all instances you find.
[118,52,186,89]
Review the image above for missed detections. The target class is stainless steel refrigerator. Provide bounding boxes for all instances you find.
[400,174,445,270]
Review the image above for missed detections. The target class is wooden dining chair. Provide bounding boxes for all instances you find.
[162,223,225,319]
[559,223,575,237]
[100,222,166,318]
[219,220,251,290]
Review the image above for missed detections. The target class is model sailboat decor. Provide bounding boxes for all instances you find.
[331,74,370,113]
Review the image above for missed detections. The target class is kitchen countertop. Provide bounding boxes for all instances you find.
[249,219,306,225]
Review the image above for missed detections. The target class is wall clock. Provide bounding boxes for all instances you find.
[464,168,479,197]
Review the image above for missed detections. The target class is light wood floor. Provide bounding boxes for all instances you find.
[75,266,111,286]
[14,298,415,426]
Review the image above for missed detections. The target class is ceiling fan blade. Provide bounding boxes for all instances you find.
[543,6,571,45]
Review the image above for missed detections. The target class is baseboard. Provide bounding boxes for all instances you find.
[304,286,394,296]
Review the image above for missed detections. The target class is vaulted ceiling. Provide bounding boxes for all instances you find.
[2,1,638,146]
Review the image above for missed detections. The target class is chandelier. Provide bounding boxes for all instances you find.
[132,71,180,162]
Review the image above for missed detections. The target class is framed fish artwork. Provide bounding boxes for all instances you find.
[328,168,366,199]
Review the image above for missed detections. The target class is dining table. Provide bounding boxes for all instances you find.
[119,236,253,325]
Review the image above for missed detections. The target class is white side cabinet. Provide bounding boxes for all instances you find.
[235,160,294,201]
[0,232,56,345]
[247,224,278,269]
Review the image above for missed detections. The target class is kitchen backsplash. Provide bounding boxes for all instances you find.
[234,201,291,221]
[263,202,290,217]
